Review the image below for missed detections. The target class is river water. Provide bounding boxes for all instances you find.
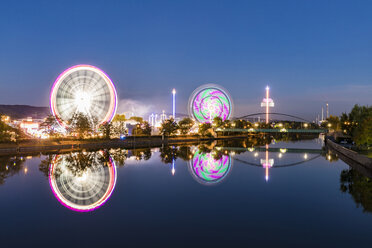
[0,138,371,247]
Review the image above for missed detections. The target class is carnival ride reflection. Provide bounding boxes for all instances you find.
[189,149,232,185]
[49,151,117,212]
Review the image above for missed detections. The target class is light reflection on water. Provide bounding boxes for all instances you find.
[0,138,372,247]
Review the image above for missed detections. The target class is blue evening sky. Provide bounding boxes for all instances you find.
[0,0,371,120]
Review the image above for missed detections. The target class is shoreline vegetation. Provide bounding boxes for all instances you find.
[0,133,320,156]
[0,112,325,154]
[321,105,371,157]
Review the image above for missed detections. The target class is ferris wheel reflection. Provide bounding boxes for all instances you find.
[189,148,232,185]
[49,151,117,212]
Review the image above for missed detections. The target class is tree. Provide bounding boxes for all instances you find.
[321,115,341,131]
[177,146,192,161]
[213,117,223,128]
[113,114,126,122]
[232,119,251,129]
[199,123,212,136]
[222,119,231,128]
[132,148,152,160]
[40,114,60,138]
[354,116,372,146]
[68,113,95,138]
[160,118,178,136]
[340,168,372,213]
[100,121,112,139]
[111,121,127,138]
[0,119,12,142]
[129,116,143,123]
[141,121,152,136]
[133,121,152,136]
[178,117,194,135]
[109,148,127,166]
[0,156,25,185]
[160,146,178,163]
[340,105,372,136]
[0,115,18,142]
[338,105,372,147]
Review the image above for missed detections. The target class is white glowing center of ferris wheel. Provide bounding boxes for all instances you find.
[74,91,92,114]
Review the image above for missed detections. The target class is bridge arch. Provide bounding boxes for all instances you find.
[235,113,312,123]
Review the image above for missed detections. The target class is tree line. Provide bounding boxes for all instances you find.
[321,104,372,147]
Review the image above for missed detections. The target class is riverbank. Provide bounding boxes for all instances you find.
[326,138,372,169]
[0,135,249,156]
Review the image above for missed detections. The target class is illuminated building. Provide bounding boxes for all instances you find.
[149,113,155,126]
[160,110,167,122]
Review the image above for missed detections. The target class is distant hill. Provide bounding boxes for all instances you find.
[0,105,50,119]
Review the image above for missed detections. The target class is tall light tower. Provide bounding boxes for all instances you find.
[172,88,176,119]
[171,158,175,176]
[260,144,274,182]
[261,86,274,124]
[326,103,329,119]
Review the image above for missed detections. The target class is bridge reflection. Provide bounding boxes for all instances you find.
[221,145,323,181]
[158,143,323,184]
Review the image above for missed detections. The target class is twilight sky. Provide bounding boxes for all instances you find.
[0,0,371,120]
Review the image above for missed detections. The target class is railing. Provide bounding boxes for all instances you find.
[216,128,327,133]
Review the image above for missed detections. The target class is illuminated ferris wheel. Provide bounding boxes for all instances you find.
[49,151,117,212]
[50,65,117,128]
[188,84,233,123]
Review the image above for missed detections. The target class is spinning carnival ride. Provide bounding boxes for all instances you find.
[188,84,233,123]
[50,65,117,128]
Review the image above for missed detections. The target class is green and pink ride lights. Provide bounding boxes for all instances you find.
[189,149,232,185]
[189,84,233,123]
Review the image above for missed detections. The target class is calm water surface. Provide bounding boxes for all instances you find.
[0,138,371,247]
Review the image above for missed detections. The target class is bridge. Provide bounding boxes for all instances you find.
[216,128,326,134]
[235,112,312,123]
